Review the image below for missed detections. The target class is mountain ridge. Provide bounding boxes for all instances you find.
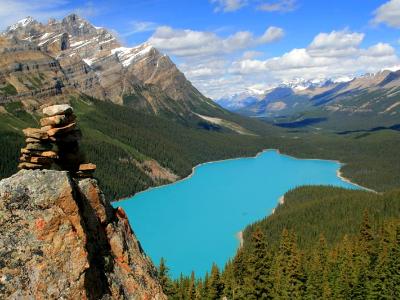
[0,14,220,117]
[217,70,400,127]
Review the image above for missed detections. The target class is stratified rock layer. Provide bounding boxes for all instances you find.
[0,170,166,299]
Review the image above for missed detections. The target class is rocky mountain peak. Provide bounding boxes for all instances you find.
[61,13,98,37]
[0,14,219,117]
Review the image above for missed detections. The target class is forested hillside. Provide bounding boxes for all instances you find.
[1,96,399,199]
[0,96,272,199]
[166,187,400,299]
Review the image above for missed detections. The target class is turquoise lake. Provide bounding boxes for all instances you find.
[114,150,359,278]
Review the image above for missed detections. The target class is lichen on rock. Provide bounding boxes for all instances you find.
[0,169,166,299]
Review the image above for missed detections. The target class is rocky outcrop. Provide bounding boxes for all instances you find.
[0,169,166,299]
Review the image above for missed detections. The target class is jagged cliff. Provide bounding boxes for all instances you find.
[0,170,166,299]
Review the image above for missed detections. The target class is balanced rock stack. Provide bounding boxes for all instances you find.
[19,129,57,170]
[18,104,96,178]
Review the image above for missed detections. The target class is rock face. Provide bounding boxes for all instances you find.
[0,170,166,299]
[0,14,219,116]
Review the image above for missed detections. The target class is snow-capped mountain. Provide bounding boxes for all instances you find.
[217,71,400,118]
[216,90,265,110]
[0,14,218,116]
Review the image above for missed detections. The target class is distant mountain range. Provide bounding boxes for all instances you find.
[216,71,400,127]
[0,14,223,118]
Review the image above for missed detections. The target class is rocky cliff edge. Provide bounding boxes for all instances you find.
[0,169,166,299]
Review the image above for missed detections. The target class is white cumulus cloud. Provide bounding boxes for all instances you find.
[210,0,297,13]
[257,0,297,12]
[148,25,284,58]
[210,0,247,12]
[373,0,400,28]
[259,26,285,43]
[231,29,399,81]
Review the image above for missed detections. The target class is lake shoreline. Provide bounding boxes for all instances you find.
[114,148,375,204]
[115,148,371,277]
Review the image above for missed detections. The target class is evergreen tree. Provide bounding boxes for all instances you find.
[353,210,376,299]
[158,257,175,297]
[221,260,235,299]
[366,224,391,299]
[176,274,188,300]
[306,234,329,299]
[243,226,273,299]
[272,229,305,299]
[207,263,223,299]
[187,271,196,300]
[332,235,356,299]
[232,249,247,298]
[202,272,210,299]
[195,279,203,300]
[387,224,400,298]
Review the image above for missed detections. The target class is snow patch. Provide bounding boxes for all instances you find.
[39,33,52,40]
[333,76,354,83]
[70,40,86,48]
[9,17,35,30]
[381,65,400,72]
[83,58,96,66]
[112,45,154,67]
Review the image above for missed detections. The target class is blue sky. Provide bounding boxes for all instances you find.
[2,0,400,98]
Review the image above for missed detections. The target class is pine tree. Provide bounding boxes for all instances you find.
[272,229,305,299]
[353,210,376,299]
[158,257,175,297]
[243,226,273,299]
[387,224,400,298]
[221,260,235,299]
[366,224,391,299]
[187,271,196,300]
[332,235,356,299]
[207,263,223,299]
[306,234,329,299]
[202,272,210,299]
[176,274,188,300]
[232,249,247,298]
[195,279,203,300]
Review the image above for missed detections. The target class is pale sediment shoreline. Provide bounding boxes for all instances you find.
[114,148,376,203]
[236,231,244,249]
[336,169,377,193]
[237,194,285,248]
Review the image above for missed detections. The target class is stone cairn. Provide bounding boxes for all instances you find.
[18,104,96,178]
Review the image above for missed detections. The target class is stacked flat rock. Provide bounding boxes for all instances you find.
[42,104,83,172]
[18,104,97,178]
[19,128,57,170]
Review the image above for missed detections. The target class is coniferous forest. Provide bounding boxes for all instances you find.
[1,96,399,199]
[0,97,399,299]
[163,187,400,299]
